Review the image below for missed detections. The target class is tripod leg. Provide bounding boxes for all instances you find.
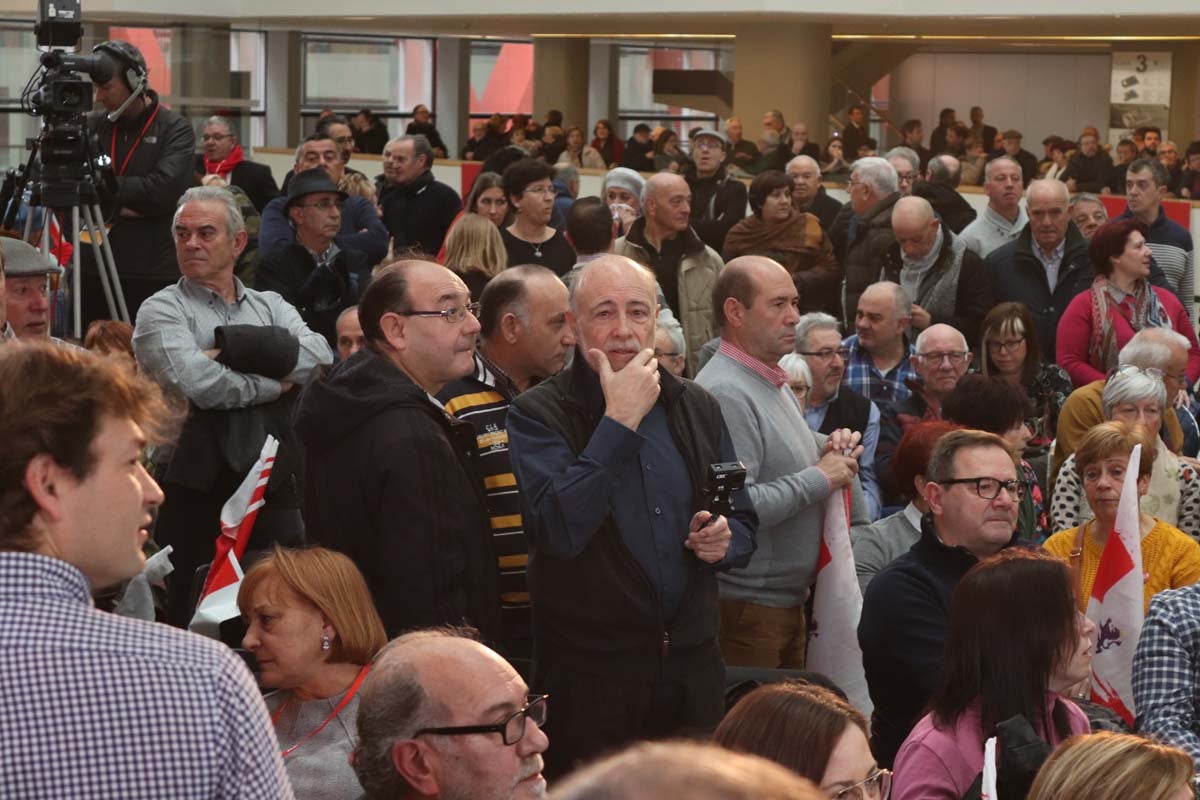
[22,204,34,241]
[80,205,118,324]
[71,206,84,339]
[91,203,130,323]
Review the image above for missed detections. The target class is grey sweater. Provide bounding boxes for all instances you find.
[696,348,868,608]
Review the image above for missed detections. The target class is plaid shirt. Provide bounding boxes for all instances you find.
[841,334,917,409]
[1134,583,1200,767]
[0,552,293,799]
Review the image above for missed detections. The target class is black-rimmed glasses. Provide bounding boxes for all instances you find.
[397,302,481,324]
[936,476,1027,500]
[415,694,548,746]
[798,347,851,361]
[831,767,891,800]
[917,350,969,365]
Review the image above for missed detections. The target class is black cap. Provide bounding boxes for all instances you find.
[285,168,348,209]
[633,123,652,134]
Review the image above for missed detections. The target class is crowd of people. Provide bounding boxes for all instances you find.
[7,37,1200,800]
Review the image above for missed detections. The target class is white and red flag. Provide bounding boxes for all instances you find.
[808,487,873,717]
[1085,443,1144,726]
[189,435,279,638]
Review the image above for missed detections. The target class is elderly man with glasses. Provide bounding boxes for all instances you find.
[874,323,973,508]
[195,115,280,212]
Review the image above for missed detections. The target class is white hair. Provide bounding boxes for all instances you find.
[851,157,899,196]
[915,324,967,353]
[1102,369,1167,419]
[173,186,246,238]
[886,147,920,174]
[778,353,813,386]
[795,312,841,352]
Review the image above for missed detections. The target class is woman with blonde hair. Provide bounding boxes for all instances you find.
[1027,731,1194,800]
[239,546,387,800]
[338,171,377,207]
[443,212,508,300]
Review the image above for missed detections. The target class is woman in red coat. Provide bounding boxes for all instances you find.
[1056,217,1200,388]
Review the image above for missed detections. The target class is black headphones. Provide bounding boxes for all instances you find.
[92,40,148,93]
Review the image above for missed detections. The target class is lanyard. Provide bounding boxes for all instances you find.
[110,103,161,177]
[272,664,370,759]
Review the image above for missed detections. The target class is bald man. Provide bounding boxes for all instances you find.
[353,629,550,799]
[508,255,757,778]
[697,255,867,669]
[614,173,724,374]
[882,195,992,348]
[786,155,843,232]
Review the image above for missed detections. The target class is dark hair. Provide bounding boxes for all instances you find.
[633,123,651,134]
[1117,138,1136,151]
[654,130,678,155]
[712,262,758,330]
[949,122,968,139]
[894,421,963,502]
[1186,140,1200,158]
[713,681,867,785]
[480,146,529,178]
[863,137,878,150]
[566,196,613,255]
[980,302,1042,385]
[465,172,506,215]
[359,262,414,349]
[316,114,351,135]
[477,264,557,339]
[901,119,922,135]
[410,104,428,115]
[939,107,956,123]
[849,103,866,115]
[1135,126,1162,139]
[1089,218,1148,277]
[0,344,173,550]
[930,549,1079,738]
[942,374,1032,436]
[1128,156,1169,188]
[593,118,613,137]
[501,158,556,201]
[748,170,793,218]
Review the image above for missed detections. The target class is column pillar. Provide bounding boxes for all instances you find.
[588,42,619,128]
[170,25,232,125]
[435,38,471,159]
[733,22,832,142]
[264,31,301,148]
[533,37,590,128]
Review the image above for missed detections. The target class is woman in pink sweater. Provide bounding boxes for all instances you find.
[1056,217,1200,388]
[891,550,1094,799]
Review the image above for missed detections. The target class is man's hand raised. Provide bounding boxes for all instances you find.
[589,347,660,431]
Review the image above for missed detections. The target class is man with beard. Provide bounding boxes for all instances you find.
[841,281,918,408]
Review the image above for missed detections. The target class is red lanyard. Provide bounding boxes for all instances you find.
[272,664,370,759]
[110,103,161,177]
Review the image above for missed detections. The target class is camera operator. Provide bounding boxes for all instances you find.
[84,40,193,326]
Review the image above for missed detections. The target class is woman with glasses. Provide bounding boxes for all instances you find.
[722,171,841,313]
[1049,369,1200,539]
[778,353,813,413]
[979,302,1072,461]
[556,126,606,170]
[499,159,575,277]
[1027,731,1195,800]
[1045,422,1200,613]
[239,546,387,800]
[714,681,891,800]
[891,550,1094,799]
[1056,217,1200,388]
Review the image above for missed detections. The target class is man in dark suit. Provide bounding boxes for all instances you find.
[195,115,280,212]
[968,107,998,156]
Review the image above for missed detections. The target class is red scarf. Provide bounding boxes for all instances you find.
[203,144,245,178]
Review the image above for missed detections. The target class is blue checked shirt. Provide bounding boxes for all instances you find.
[0,552,293,799]
[1133,582,1200,768]
[841,334,918,409]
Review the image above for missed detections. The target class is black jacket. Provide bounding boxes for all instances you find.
[193,155,280,212]
[841,122,870,161]
[1060,152,1114,193]
[379,170,463,257]
[255,244,369,348]
[405,121,448,155]
[87,91,194,282]
[512,357,757,675]
[354,123,390,155]
[986,224,1095,359]
[296,350,501,640]
[913,181,977,234]
[802,186,845,234]
[620,137,656,171]
[684,166,748,253]
[818,388,872,436]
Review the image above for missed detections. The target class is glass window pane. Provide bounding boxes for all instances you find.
[304,37,396,108]
[469,41,532,116]
[108,27,174,97]
[0,26,38,107]
[230,30,265,112]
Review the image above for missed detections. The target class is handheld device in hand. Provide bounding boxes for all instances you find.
[702,461,746,522]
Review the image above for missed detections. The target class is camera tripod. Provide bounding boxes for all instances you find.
[3,138,128,340]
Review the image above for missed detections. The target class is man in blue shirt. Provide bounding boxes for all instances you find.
[507,255,757,779]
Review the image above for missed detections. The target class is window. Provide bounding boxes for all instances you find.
[469,40,532,116]
[616,45,728,145]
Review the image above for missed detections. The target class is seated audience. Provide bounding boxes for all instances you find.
[685,129,748,253]
[619,122,656,171]
[959,136,988,186]
[929,108,957,156]
[842,281,918,408]
[1109,138,1139,195]
[987,129,1040,186]
[540,124,566,165]
[1178,140,1200,199]
[891,550,1093,798]
[239,546,387,800]
[351,628,549,800]
[553,741,823,800]
[860,429,1024,768]
[1045,423,1200,614]
[790,121,822,161]
[722,170,840,314]
[591,118,623,168]
[352,108,389,155]
[1062,131,1114,194]
[1070,191,1109,240]
[500,158,576,277]
[939,122,967,158]
[551,163,580,230]
[725,116,760,172]
[653,129,690,173]
[980,302,1072,463]
[1056,218,1200,388]
[556,125,605,169]
[883,195,993,347]
[404,103,447,158]
[820,138,852,182]
[1044,139,1074,181]
[1027,732,1195,800]
[256,168,370,348]
[943,374,1048,541]
[442,213,508,301]
[714,681,890,798]
[854,421,962,594]
[786,155,844,233]
[1050,368,1200,538]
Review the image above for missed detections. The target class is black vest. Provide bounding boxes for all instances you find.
[818,388,873,436]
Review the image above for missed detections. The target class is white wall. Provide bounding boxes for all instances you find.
[889,53,1112,151]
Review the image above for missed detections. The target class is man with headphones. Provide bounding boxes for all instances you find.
[85,40,194,327]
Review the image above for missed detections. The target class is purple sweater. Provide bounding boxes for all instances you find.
[892,693,1090,799]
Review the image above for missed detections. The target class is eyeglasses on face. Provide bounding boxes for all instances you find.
[986,337,1025,353]
[830,767,891,800]
[790,384,809,398]
[397,302,481,324]
[414,694,548,746]
[918,350,969,365]
[798,347,851,362]
[936,476,1027,500]
[521,185,555,197]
